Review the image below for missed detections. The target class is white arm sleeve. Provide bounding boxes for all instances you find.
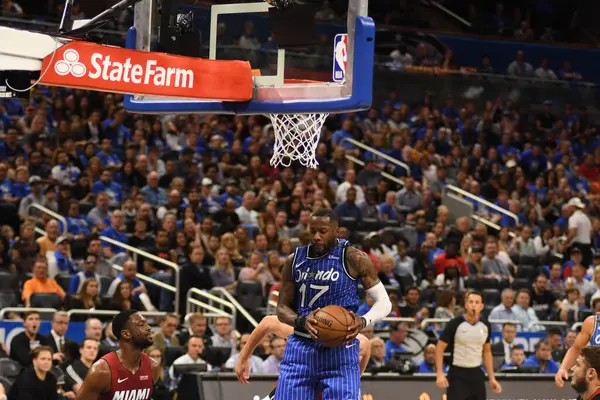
[361,282,392,327]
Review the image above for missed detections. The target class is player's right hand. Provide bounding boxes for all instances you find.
[235,357,250,384]
[306,309,320,340]
[555,368,569,387]
[435,375,449,389]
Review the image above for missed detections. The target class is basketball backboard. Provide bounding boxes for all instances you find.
[123,0,374,115]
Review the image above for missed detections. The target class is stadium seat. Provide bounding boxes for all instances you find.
[55,273,73,293]
[509,253,520,265]
[358,218,382,232]
[464,278,481,290]
[511,278,531,291]
[232,259,246,268]
[482,288,500,305]
[0,359,21,379]
[398,275,415,293]
[383,285,400,295]
[419,288,438,304]
[30,293,62,309]
[78,202,94,215]
[99,276,114,296]
[339,217,358,231]
[204,346,233,367]
[517,265,536,281]
[165,346,186,366]
[0,292,16,309]
[382,220,401,228]
[0,271,15,291]
[236,280,264,310]
[480,279,501,290]
[519,256,539,267]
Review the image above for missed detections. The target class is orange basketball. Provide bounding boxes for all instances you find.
[591,181,600,194]
[314,305,353,347]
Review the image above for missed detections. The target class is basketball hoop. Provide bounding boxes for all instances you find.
[266,78,329,169]
[268,112,328,169]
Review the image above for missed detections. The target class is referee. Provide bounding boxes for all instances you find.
[435,291,502,399]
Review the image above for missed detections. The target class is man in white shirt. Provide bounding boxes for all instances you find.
[335,169,365,204]
[210,317,236,353]
[535,57,557,80]
[567,197,593,266]
[512,289,543,332]
[225,334,263,372]
[169,335,212,390]
[567,263,595,297]
[507,50,534,77]
[488,289,519,331]
[259,336,286,374]
[236,191,259,227]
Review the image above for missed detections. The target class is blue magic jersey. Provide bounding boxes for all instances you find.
[589,315,600,346]
[291,239,359,317]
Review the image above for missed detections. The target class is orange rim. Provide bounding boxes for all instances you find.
[284,78,324,84]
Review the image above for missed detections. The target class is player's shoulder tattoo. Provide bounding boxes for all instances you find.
[346,246,377,284]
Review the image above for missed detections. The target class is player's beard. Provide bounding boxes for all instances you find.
[571,376,588,394]
[134,335,154,349]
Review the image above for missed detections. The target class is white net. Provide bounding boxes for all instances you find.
[268,113,329,169]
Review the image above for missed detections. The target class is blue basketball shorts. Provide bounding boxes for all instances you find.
[274,334,361,400]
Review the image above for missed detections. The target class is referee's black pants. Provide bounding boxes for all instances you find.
[447,366,486,400]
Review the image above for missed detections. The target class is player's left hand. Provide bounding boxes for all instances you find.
[234,357,250,384]
[345,312,363,343]
[489,378,502,393]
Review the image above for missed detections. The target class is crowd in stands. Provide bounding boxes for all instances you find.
[0,75,598,385]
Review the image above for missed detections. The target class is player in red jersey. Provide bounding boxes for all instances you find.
[76,310,161,400]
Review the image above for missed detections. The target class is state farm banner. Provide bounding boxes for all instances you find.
[39,41,253,101]
[196,373,576,400]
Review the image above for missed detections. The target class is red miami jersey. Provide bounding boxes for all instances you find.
[99,351,154,400]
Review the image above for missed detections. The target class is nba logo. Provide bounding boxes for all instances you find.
[333,34,348,83]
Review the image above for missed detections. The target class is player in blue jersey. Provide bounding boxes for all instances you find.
[275,208,392,400]
[556,312,600,387]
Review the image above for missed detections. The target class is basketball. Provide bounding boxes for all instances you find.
[314,305,353,347]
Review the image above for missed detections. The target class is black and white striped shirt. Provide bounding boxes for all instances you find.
[439,316,491,368]
[64,360,89,392]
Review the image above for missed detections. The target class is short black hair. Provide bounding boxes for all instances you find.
[546,327,562,337]
[535,339,550,350]
[502,323,517,331]
[311,208,338,224]
[112,309,138,340]
[466,290,483,302]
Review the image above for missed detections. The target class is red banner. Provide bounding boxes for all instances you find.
[39,41,253,101]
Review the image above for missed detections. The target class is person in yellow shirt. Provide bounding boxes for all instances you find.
[22,259,65,307]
